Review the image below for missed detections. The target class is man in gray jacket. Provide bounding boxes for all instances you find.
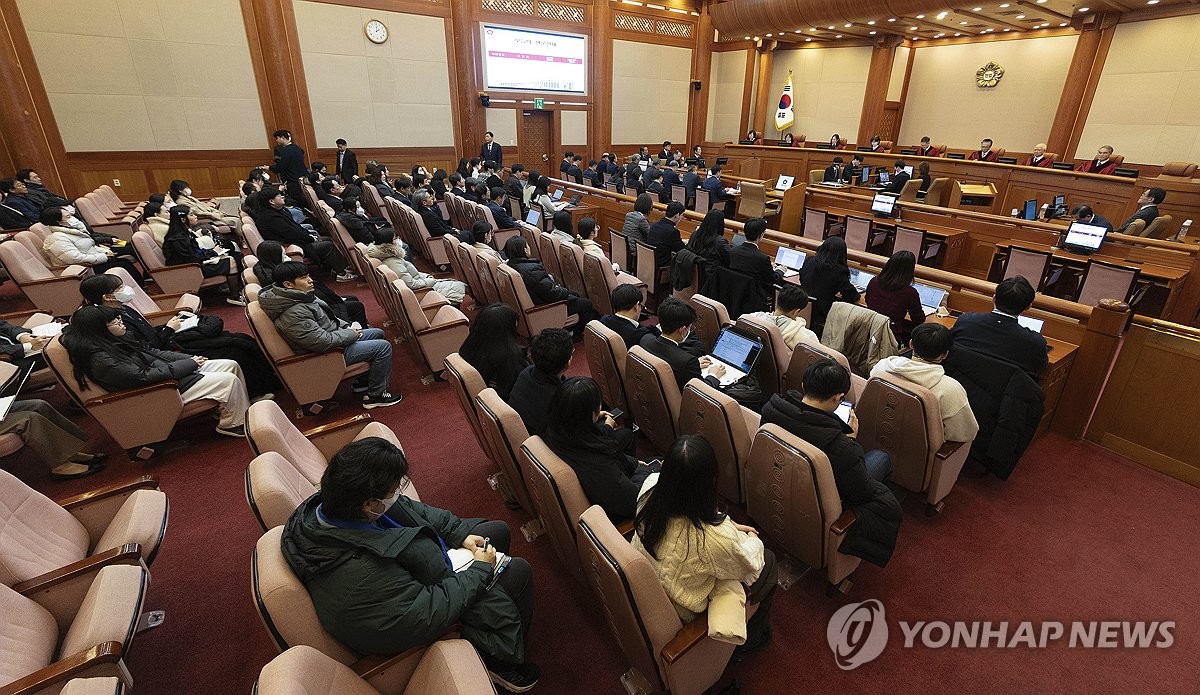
[258,261,402,409]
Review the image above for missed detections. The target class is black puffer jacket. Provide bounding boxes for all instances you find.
[508,257,573,305]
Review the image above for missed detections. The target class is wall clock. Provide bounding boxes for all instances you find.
[976,62,1004,88]
[365,19,388,44]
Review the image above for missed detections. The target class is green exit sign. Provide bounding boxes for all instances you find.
[533,98,545,109]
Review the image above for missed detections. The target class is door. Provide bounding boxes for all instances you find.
[518,110,554,171]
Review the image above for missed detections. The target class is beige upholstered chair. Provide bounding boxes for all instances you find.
[1141,214,1173,240]
[470,246,503,306]
[391,279,469,379]
[60,676,128,694]
[1156,162,1197,180]
[252,527,443,694]
[608,227,631,272]
[856,373,973,515]
[556,240,589,298]
[74,196,135,240]
[576,505,749,695]
[449,238,487,305]
[494,263,577,340]
[103,267,200,322]
[744,424,861,593]
[687,294,731,353]
[0,240,90,316]
[0,470,166,592]
[244,300,369,414]
[245,400,400,486]
[1075,259,1140,307]
[42,338,219,458]
[782,336,867,404]
[581,252,644,316]
[132,229,227,296]
[518,436,590,583]
[897,178,922,202]
[802,207,827,240]
[245,452,317,531]
[736,181,780,219]
[255,642,492,695]
[537,232,565,281]
[808,169,823,185]
[243,221,304,261]
[442,353,493,463]
[623,345,682,454]
[694,189,711,213]
[677,379,759,504]
[475,388,537,516]
[583,320,630,415]
[1002,245,1053,290]
[734,314,791,398]
[0,564,147,694]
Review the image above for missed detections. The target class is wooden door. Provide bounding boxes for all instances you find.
[880,101,902,142]
[518,110,554,171]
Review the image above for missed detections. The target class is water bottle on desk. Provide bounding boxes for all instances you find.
[1176,219,1192,242]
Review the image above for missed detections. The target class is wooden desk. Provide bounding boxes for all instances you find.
[820,205,970,269]
[566,204,599,230]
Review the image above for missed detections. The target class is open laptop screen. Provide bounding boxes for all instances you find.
[774,246,805,270]
[1063,222,1107,253]
[914,282,947,311]
[775,174,795,191]
[711,328,763,375]
[552,188,564,201]
[871,193,897,216]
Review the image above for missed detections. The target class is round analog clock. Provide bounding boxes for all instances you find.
[365,19,388,44]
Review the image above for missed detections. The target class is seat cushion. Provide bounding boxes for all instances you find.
[0,469,90,586]
[0,582,58,687]
[257,645,377,695]
[352,422,402,450]
[61,677,125,695]
[92,489,168,562]
[59,564,147,658]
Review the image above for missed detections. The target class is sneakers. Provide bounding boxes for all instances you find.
[362,391,403,409]
[334,271,357,282]
[351,376,370,393]
[225,295,248,307]
[250,392,276,404]
[486,660,540,693]
[215,424,247,438]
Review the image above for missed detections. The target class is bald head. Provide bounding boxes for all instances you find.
[1033,143,1047,157]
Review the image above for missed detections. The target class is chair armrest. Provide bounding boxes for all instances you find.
[301,413,375,460]
[142,308,182,326]
[661,613,710,665]
[527,299,569,315]
[13,545,143,595]
[350,624,461,679]
[415,318,470,336]
[0,642,126,695]
[85,382,181,407]
[935,440,966,460]
[276,349,344,367]
[59,476,159,511]
[59,476,160,542]
[22,274,83,287]
[830,510,857,536]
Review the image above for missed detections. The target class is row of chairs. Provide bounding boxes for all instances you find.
[0,469,169,693]
[74,184,144,241]
[1002,245,1143,307]
[800,207,944,262]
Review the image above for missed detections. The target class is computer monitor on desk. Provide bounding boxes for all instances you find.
[1063,222,1108,255]
[1022,199,1037,221]
[1052,161,1075,171]
[815,143,833,150]
[946,152,966,160]
[871,193,898,218]
[774,247,805,276]
[858,166,871,186]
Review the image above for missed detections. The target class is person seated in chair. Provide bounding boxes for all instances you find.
[968,138,999,162]
[471,220,503,259]
[504,236,595,337]
[915,137,937,158]
[258,262,402,409]
[742,284,817,350]
[871,323,979,443]
[1078,145,1119,175]
[701,166,732,215]
[760,359,901,567]
[253,241,368,328]
[336,193,393,247]
[282,437,540,694]
[883,160,911,194]
[950,275,1048,377]
[639,298,726,391]
[1022,143,1053,168]
[1114,187,1165,235]
[601,283,659,349]
[0,398,109,480]
[543,377,658,522]
[254,187,354,282]
[823,157,850,183]
[1071,204,1112,232]
[550,210,576,245]
[507,327,573,437]
[486,187,523,230]
[415,189,457,239]
[460,303,527,401]
[366,227,466,305]
[319,177,345,212]
[647,201,686,270]
[728,217,782,306]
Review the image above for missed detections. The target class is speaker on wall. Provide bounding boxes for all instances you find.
[479,94,491,107]
[691,80,702,91]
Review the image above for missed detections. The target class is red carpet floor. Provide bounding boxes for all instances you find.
[6,276,1199,694]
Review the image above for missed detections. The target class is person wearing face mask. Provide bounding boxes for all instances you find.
[41,206,147,283]
[79,274,281,399]
[63,305,251,439]
[168,179,240,234]
[161,205,245,304]
[282,437,540,693]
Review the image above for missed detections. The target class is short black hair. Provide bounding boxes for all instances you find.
[577,216,596,239]
[372,226,396,245]
[448,172,463,186]
[1147,187,1166,204]
[994,276,1036,314]
[336,138,347,146]
[485,131,494,137]
[511,163,525,174]
[662,141,672,147]
[665,201,685,217]
[471,220,492,244]
[894,159,906,169]
[981,138,993,146]
[0,178,17,194]
[311,161,326,172]
[802,358,850,400]
[79,273,122,305]
[1072,204,1093,218]
[504,235,528,259]
[39,206,64,225]
[273,129,292,139]
[530,328,573,375]
[320,178,339,194]
[851,154,864,163]
[272,260,310,287]
[483,160,496,172]
[394,174,413,189]
[611,283,643,312]
[144,201,163,217]
[553,209,572,232]
[657,297,696,334]
[920,136,930,144]
[319,437,409,520]
[776,284,809,313]
[14,169,34,182]
[743,217,767,242]
[832,156,844,164]
[911,323,952,360]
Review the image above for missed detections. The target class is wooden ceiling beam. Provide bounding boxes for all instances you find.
[1014,0,1075,23]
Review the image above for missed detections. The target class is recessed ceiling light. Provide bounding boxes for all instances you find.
[828,25,835,29]
[916,14,925,18]
[999,3,1010,6]
[811,27,818,31]
[1079,7,1089,11]
[973,6,982,10]
[960,20,968,24]
[868,20,876,25]
[869,30,877,34]
[937,11,949,19]
[888,17,897,22]
[1059,22,1068,26]
[910,26,919,30]
[1003,27,1011,31]
[753,36,759,40]
[765,33,772,36]
[913,36,921,40]
[1015,14,1025,19]
[844,23,852,27]
[744,36,751,40]
[805,38,812,42]
[794,29,802,33]
[835,34,843,38]
[1147,0,1159,4]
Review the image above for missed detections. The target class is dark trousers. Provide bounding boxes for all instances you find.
[302,240,348,274]
[863,449,893,482]
[470,520,534,645]
[745,548,777,645]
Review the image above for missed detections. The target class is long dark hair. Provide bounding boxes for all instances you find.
[253,240,285,285]
[878,250,916,291]
[812,235,849,270]
[544,377,618,455]
[459,303,526,394]
[635,435,725,560]
[687,209,726,257]
[456,158,469,177]
[63,305,136,390]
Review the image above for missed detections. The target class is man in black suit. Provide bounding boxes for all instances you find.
[1071,205,1112,232]
[482,160,504,190]
[391,174,416,209]
[642,158,661,190]
[728,218,781,305]
[690,145,706,170]
[660,164,680,200]
[701,166,732,214]
[507,328,573,435]
[884,159,911,194]
[646,201,686,269]
[485,187,521,229]
[583,160,603,188]
[639,298,725,391]
[504,164,528,215]
[254,187,353,281]
[624,155,644,194]
[479,131,503,166]
[950,276,1049,377]
[269,129,309,206]
[1114,187,1165,234]
[600,283,659,348]
[823,156,849,183]
[559,152,573,175]
[848,154,865,183]
[681,164,700,205]
[334,139,358,182]
[319,178,345,212]
[658,141,672,161]
[566,155,584,185]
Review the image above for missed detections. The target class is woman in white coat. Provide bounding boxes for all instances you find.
[40,206,146,282]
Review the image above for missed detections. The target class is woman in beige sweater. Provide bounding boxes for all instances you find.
[632,435,777,658]
[169,179,240,233]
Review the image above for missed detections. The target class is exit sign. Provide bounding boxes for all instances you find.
[533,98,545,109]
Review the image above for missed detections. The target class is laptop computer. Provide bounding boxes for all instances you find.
[552,189,564,201]
[525,209,541,226]
[1017,315,1044,333]
[774,246,805,277]
[913,282,948,316]
[0,362,34,422]
[849,268,875,292]
[1063,221,1108,255]
[567,193,583,206]
[775,174,795,191]
[702,327,764,387]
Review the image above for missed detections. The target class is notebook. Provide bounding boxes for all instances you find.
[914,282,948,316]
[0,363,34,421]
[702,328,764,387]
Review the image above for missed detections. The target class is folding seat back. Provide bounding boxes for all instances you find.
[1076,258,1140,307]
[1003,245,1052,290]
[475,389,537,515]
[677,379,759,504]
[393,279,469,376]
[245,301,369,407]
[576,505,742,695]
[582,320,629,414]
[537,232,565,281]
[472,249,503,306]
[843,215,873,252]
[687,294,730,352]
[0,240,89,316]
[256,641,492,695]
[782,336,866,403]
[744,424,860,587]
[556,240,588,298]
[802,207,827,240]
[582,252,615,315]
[360,182,385,219]
[246,452,317,532]
[443,353,492,460]
[893,226,925,258]
[694,188,711,212]
[246,400,329,484]
[443,192,463,229]
[495,264,573,339]
[608,227,630,272]
[518,436,587,582]
[451,239,486,304]
[15,230,50,263]
[0,468,92,586]
[734,314,789,397]
[75,197,133,239]
[623,346,681,454]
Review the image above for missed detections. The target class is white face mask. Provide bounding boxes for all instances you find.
[366,486,403,521]
[113,286,136,303]
[183,188,192,197]
[64,204,76,215]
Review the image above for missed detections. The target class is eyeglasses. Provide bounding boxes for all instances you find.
[106,318,124,326]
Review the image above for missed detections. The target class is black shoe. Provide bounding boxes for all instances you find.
[486,660,540,693]
[731,625,771,662]
[362,391,403,409]
[215,424,247,438]
[351,376,370,393]
[68,452,109,465]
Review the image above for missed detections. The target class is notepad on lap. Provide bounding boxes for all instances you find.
[447,547,508,573]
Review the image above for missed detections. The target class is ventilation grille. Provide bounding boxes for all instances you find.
[614,13,695,38]
[656,19,693,38]
[614,13,655,33]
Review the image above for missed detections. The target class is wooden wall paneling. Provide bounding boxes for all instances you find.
[739,48,755,139]
[856,38,900,144]
[240,0,280,150]
[313,0,450,16]
[76,170,155,201]
[590,0,613,154]
[455,0,487,156]
[0,0,71,195]
[1048,12,1118,160]
[244,0,318,156]
[686,1,713,149]
[752,42,774,137]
